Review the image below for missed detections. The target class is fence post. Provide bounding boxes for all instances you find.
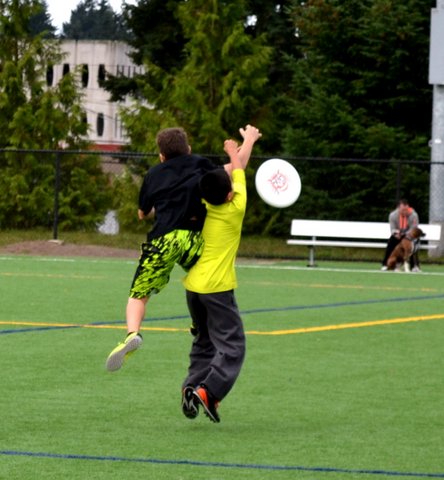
[396,160,402,202]
[53,151,61,241]
[428,0,444,255]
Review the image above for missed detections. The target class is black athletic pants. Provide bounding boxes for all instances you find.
[183,290,246,402]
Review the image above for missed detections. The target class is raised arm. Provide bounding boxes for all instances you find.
[224,139,241,170]
[237,125,262,169]
[224,124,262,173]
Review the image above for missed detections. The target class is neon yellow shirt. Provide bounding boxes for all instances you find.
[183,169,246,293]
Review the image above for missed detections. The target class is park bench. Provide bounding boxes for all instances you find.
[287,219,442,266]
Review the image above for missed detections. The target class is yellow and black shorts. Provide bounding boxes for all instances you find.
[129,229,204,299]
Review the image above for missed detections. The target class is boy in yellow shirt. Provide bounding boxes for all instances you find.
[181,125,262,423]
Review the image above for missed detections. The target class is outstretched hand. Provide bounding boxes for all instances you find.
[222,125,261,174]
[239,124,262,143]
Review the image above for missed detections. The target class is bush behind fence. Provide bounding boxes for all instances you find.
[0,149,438,239]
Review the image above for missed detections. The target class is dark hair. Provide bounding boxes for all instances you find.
[199,169,232,205]
[156,127,189,160]
[397,198,409,207]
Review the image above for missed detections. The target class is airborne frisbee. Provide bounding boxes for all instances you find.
[255,158,301,208]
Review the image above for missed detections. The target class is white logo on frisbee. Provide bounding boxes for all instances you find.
[255,158,301,208]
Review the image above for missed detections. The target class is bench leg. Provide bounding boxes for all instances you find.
[308,246,316,267]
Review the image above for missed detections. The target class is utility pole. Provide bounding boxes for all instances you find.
[429,0,444,256]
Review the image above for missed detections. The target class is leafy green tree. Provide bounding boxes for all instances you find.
[120,0,271,154]
[61,0,129,40]
[109,0,296,152]
[0,0,111,229]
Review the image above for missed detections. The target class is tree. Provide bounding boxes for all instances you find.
[61,0,129,41]
[0,0,66,148]
[250,0,435,230]
[244,0,301,152]
[28,0,56,37]
[283,0,434,160]
[122,0,185,72]
[109,0,297,152]
[230,0,437,236]
[102,0,436,235]
[0,0,111,229]
[119,0,271,154]
[102,0,185,104]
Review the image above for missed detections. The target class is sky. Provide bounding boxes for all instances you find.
[45,0,137,31]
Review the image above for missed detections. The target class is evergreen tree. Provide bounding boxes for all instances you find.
[0,0,111,229]
[245,0,301,152]
[283,0,433,160]
[62,0,129,40]
[120,0,271,154]
[267,0,435,229]
[103,0,185,103]
[109,0,296,152]
[29,0,56,37]
[122,0,185,72]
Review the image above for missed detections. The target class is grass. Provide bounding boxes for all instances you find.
[0,228,144,250]
[1,252,444,479]
[1,228,443,263]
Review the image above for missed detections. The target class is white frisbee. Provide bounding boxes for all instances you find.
[255,158,301,208]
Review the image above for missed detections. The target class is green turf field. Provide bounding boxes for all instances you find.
[1,254,443,480]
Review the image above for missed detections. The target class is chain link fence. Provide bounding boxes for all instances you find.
[0,149,442,254]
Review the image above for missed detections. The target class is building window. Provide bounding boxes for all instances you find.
[62,63,70,76]
[81,64,89,88]
[46,65,54,86]
[98,64,106,87]
[96,113,105,137]
[81,111,88,134]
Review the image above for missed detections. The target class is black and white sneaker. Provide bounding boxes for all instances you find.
[182,386,199,419]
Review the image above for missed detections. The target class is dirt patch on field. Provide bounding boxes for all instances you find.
[0,240,139,259]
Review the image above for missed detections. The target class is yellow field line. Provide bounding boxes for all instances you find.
[247,313,444,335]
[0,272,104,280]
[2,313,444,335]
[0,321,187,333]
[244,280,439,293]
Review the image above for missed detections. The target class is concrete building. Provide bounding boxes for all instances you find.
[48,40,142,151]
